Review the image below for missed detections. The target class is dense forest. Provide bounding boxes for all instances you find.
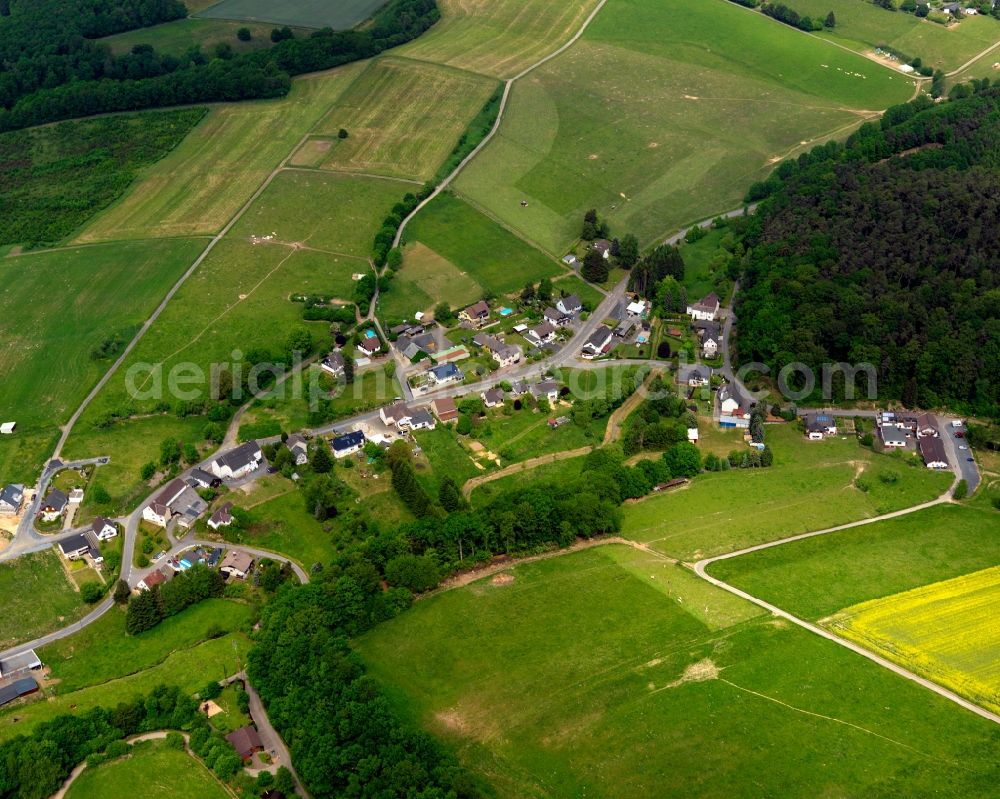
[737,84,1000,416]
[0,0,439,131]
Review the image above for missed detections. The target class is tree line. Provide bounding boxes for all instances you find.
[0,0,440,131]
[737,85,1000,416]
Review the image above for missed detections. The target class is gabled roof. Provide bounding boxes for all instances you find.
[918,435,948,465]
[584,326,612,350]
[209,502,233,527]
[529,321,556,340]
[91,516,115,533]
[286,433,307,453]
[381,401,412,423]
[0,484,23,507]
[220,549,254,574]
[531,379,559,397]
[473,333,502,352]
[333,430,366,452]
[187,468,217,487]
[214,441,261,474]
[358,336,381,353]
[879,425,908,445]
[410,409,434,427]
[462,300,490,318]
[691,292,720,311]
[592,240,611,253]
[543,307,567,321]
[557,294,583,311]
[482,387,505,405]
[40,488,68,512]
[429,362,461,380]
[431,397,458,419]
[226,725,263,759]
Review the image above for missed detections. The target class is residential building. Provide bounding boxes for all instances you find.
[219,549,254,579]
[409,409,436,431]
[527,321,557,347]
[320,351,345,378]
[678,364,711,387]
[186,468,220,489]
[459,300,490,328]
[562,254,578,268]
[286,434,309,466]
[592,240,611,260]
[226,725,263,763]
[556,294,583,316]
[0,484,24,516]
[38,489,69,522]
[530,380,560,405]
[626,299,650,319]
[90,517,117,540]
[916,413,939,438]
[357,336,381,357]
[143,478,186,527]
[687,292,721,321]
[431,397,459,423]
[804,412,838,440]
[380,402,413,429]
[208,502,234,530]
[719,385,751,428]
[510,380,529,396]
[137,568,171,592]
[332,430,366,458]
[493,342,522,367]
[59,531,102,563]
[581,326,613,359]
[482,387,505,408]
[210,441,263,480]
[427,362,463,386]
[543,307,572,327]
[919,436,949,469]
[879,425,908,449]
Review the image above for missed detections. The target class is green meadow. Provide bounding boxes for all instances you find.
[65,739,230,799]
[357,545,1000,799]
[195,0,385,30]
[622,426,951,561]
[100,18,282,56]
[0,550,88,651]
[454,0,914,251]
[379,242,483,321]
[709,503,1000,620]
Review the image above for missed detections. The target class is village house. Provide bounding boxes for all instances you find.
[526,321,558,347]
[510,380,529,397]
[719,384,751,428]
[90,517,117,540]
[137,568,171,592]
[562,254,578,268]
[226,725,263,763]
[186,468,221,490]
[474,334,522,367]
[678,364,712,387]
[543,307,572,327]
[208,502,234,530]
[409,408,436,431]
[219,549,254,580]
[581,326,613,359]
[210,441,263,480]
[530,380,561,405]
[459,300,491,328]
[556,294,583,316]
[380,402,413,429]
[38,489,69,522]
[482,387,505,409]
[879,425,908,449]
[143,478,187,527]
[918,436,949,469]
[357,335,381,357]
[59,531,102,563]
[332,429,366,458]
[804,412,838,440]
[592,240,611,260]
[427,362,463,386]
[431,397,459,423]
[687,292,721,321]
[916,413,940,438]
[0,484,23,516]
[320,351,345,378]
[397,331,439,360]
[286,434,309,466]
[626,299,650,319]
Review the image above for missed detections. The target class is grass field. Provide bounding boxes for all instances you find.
[65,739,230,799]
[196,0,384,29]
[0,550,87,650]
[399,0,602,78]
[39,599,253,694]
[710,503,1000,620]
[453,0,914,252]
[827,565,1000,714]
[295,57,498,181]
[400,193,563,299]
[0,239,204,484]
[791,0,1000,72]
[228,168,410,258]
[412,426,481,497]
[469,454,587,506]
[676,227,731,300]
[100,18,283,56]
[380,242,482,321]
[622,426,951,561]
[74,64,366,242]
[357,545,1000,798]
[0,633,249,742]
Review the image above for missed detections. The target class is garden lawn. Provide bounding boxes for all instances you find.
[209,683,252,734]
[791,0,1000,72]
[195,0,385,29]
[227,169,411,258]
[302,57,498,181]
[398,0,602,79]
[454,0,913,252]
[0,238,204,485]
[357,545,1000,799]
[412,427,480,497]
[622,426,951,561]
[39,599,253,693]
[0,550,87,650]
[710,503,1000,620]
[0,634,250,742]
[401,193,563,294]
[74,63,366,242]
[65,739,230,799]
[380,242,482,322]
[550,273,604,311]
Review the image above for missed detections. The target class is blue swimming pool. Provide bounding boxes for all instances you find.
[364,329,376,339]
[499,308,513,316]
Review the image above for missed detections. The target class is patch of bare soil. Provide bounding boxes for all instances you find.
[663,658,720,689]
[491,573,514,586]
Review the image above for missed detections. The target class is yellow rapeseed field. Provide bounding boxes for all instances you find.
[826,566,1000,714]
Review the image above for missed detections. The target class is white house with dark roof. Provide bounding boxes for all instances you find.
[687,292,721,321]
[210,441,263,480]
[526,321,557,347]
[879,425,908,449]
[332,430,366,458]
[143,478,187,527]
[918,436,949,469]
[357,336,381,356]
[286,434,309,466]
[543,307,572,327]
[38,489,69,522]
[719,384,751,428]
[321,351,345,378]
[592,240,611,260]
[59,531,102,563]
[530,380,560,405]
[482,387,505,408]
[678,364,712,387]
[91,517,117,540]
[409,409,436,431]
[0,484,23,516]
[208,502,234,530]
[459,300,490,328]
[804,412,837,440]
[557,295,583,316]
[427,362,463,386]
[186,468,219,489]
[380,402,413,429]
[581,326,613,359]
